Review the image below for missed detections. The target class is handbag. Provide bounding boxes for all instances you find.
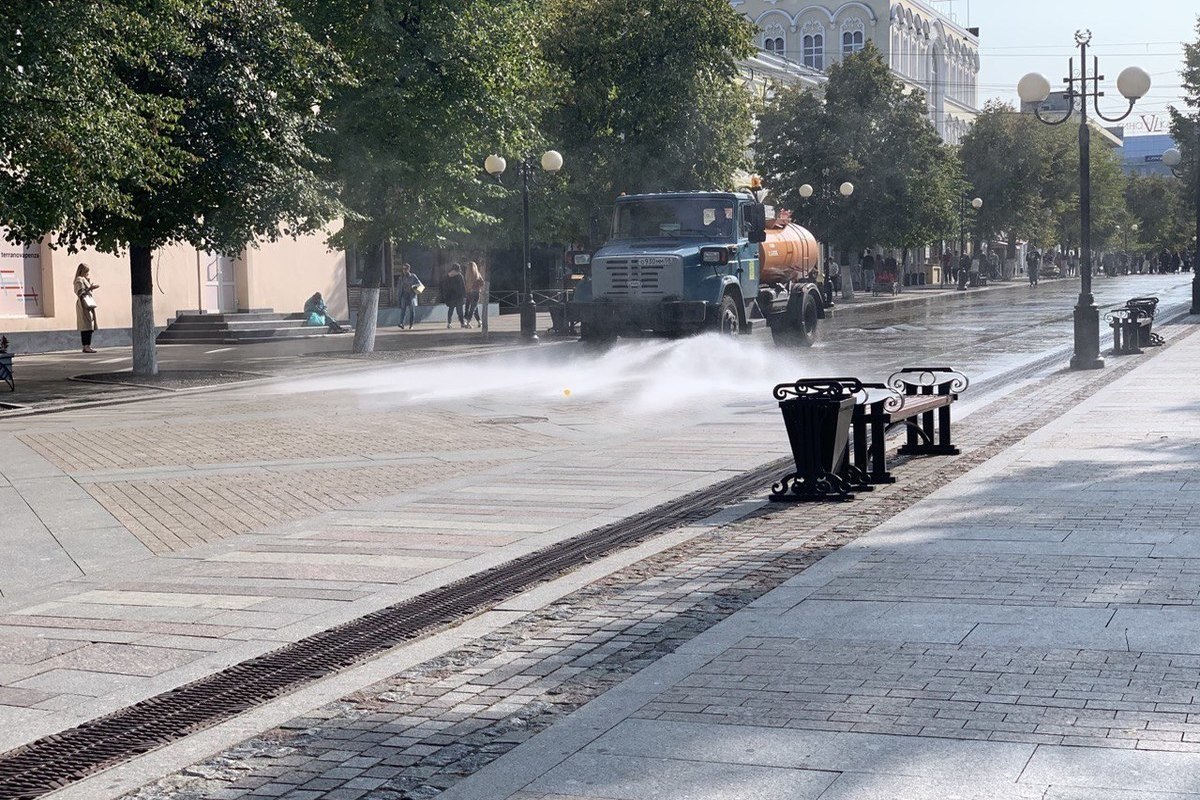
[413,278,425,295]
[81,294,97,310]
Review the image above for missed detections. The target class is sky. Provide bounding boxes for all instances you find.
[933,0,1196,137]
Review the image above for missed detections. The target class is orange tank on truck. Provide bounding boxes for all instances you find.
[759,221,820,286]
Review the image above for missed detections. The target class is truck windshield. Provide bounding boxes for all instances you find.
[611,197,737,241]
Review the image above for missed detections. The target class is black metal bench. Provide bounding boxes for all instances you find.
[847,367,968,485]
[1106,305,1149,355]
[769,369,968,502]
[1125,296,1163,348]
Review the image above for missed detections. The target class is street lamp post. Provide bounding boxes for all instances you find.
[798,181,854,294]
[957,193,983,290]
[1019,30,1151,370]
[485,150,564,342]
[1164,131,1200,314]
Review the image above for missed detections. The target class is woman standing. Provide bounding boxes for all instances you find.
[464,262,484,326]
[73,264,99,353]
[440,263,467,329]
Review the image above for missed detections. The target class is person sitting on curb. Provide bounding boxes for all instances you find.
[304,292,346,333]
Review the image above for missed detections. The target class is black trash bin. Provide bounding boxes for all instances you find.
[771,378,860,503]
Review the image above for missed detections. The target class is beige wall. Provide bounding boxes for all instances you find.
[0,227,346,333]
[243,228,348,319]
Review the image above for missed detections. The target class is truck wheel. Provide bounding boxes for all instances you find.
[710,293,741,337]
[771,290,819,348]
[580,323,616,346]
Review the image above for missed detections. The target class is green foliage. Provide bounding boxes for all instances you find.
[1124,173,1187,249]
[960,101,1051,247]
[288,0,549,255]
[756,42,958,255]
[960,101,1129,252]
[0,1,188,244]
[1,1,342,253]
[1168,16,1199,243]
[533,0,756,245]
[1050,126,1128,252]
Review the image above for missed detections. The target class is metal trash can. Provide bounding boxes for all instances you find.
[771,378,860,503]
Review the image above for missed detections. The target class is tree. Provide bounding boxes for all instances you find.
[1124,173,1185,249]
[960,101,1129,257]
[537,0,756,246]
[756,43,958,261]
[960,101,1053,258]
[288,0,549,353]
[1052,126,1127,254]
[1169,16,1200,251]
[0,2,187,252]
[1,1,343,375]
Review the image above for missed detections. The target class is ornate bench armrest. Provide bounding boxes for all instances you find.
[887,367,969,396]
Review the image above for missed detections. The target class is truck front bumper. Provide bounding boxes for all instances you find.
[570,300,709,332]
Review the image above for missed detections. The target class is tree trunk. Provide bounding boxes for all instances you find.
[351,240,386,354]
[130,243,157,376]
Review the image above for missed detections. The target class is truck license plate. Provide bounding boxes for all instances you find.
[637,257,673,266]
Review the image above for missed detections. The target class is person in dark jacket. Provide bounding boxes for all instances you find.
[1160,248,1172,275]
[441,263,468,328]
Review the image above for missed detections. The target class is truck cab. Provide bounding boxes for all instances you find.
[571,192,763,340]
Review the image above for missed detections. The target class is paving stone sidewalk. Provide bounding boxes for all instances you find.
[98,320,1200,799]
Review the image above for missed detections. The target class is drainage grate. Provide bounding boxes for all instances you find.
[0,457,791,800]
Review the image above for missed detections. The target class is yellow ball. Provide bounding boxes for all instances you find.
[563,388,572,397]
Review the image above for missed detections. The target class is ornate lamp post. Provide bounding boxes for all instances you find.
[1019,31,1151,370]
[799,181,854,291]
[485,150,564,342]
[1163,140,1200,314]
[956,193,983,290]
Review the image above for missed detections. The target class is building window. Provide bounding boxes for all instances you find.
[803,34,824,70]
[764,36,785,53]
[842,30,864,56]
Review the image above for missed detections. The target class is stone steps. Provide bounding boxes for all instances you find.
[156,310,350,344]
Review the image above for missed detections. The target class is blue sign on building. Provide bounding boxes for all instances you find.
[1120,134,1178,176]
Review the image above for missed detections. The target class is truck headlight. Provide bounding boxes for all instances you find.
[701,247,730,265]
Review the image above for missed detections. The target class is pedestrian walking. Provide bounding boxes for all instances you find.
[1068,252,1079,278]
[395,263,422,329]
[1026,249,1041,286]
[464,262,484,325]
[441,263,468,329]
[940,251,952,285]
[73,263,99,353]
[826,257,841,294]
[1160,248,1171,275]
[861,252,875,293]
[1171,250,1182,273]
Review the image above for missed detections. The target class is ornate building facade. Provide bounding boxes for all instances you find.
[731,0,981,144]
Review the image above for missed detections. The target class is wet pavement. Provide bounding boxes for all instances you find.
[0,272,1192,800]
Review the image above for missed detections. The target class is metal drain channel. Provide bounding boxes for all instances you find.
[0,347,1105,799]
[0,457,791,800]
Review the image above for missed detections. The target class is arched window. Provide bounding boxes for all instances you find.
[843,30,865,55]
[803,34,824,70]
[761,21,786,56]
[841,17,866,57]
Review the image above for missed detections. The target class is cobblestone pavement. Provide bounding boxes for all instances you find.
[105,315,1200,799]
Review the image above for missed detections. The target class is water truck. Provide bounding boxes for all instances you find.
[569,190,828,346]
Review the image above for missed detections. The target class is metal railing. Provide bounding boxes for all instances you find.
[490,289,574,313]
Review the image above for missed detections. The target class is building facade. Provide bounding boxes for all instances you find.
[732,0,981,144]
[0,230,348,353]
[1117,134,1178,177]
